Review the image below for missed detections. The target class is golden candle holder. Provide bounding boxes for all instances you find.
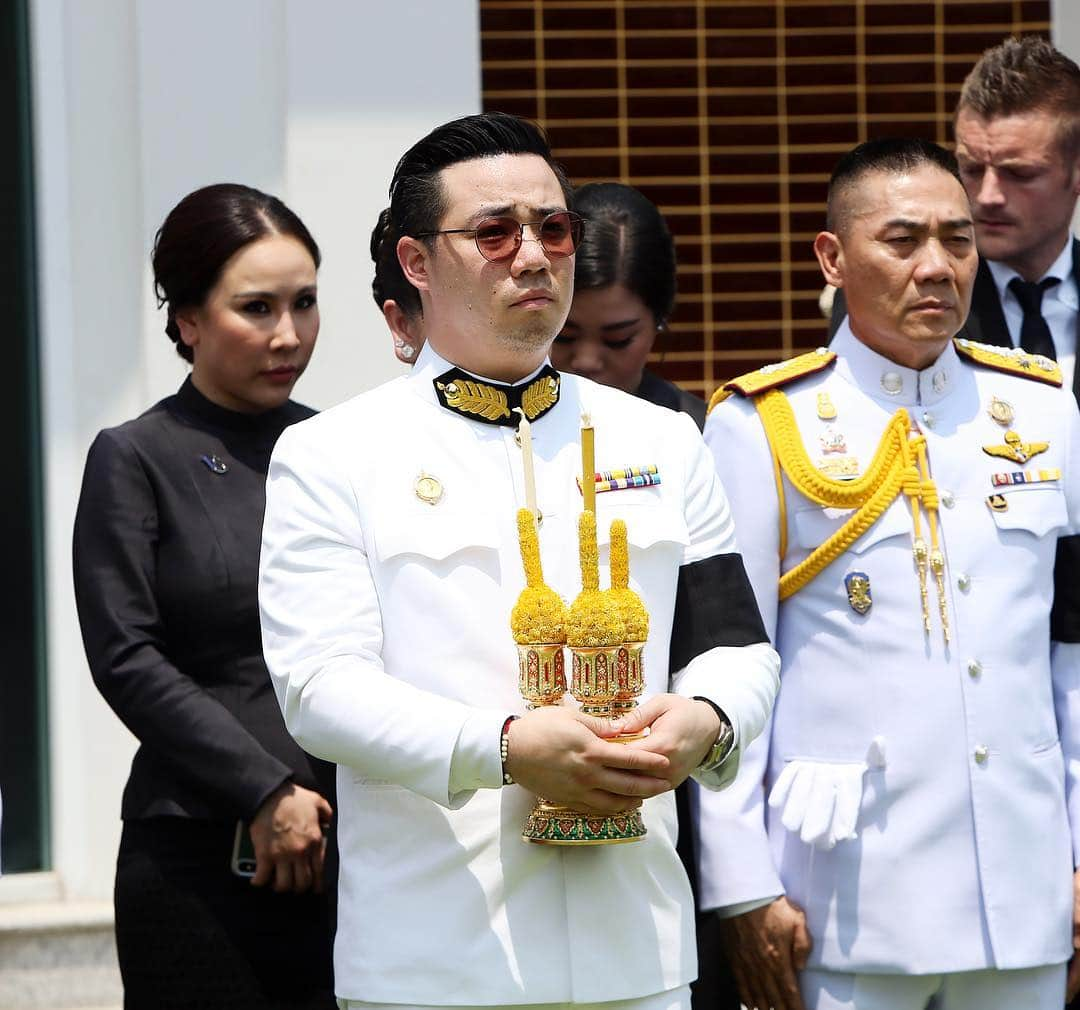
[517,642,566,708]
[612,641,646,717]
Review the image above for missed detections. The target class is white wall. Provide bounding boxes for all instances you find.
[1052,0,1080,234]
[30,0,479,902]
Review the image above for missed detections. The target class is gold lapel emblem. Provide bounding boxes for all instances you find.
[987,396,1015,427]
[415,471,444,505]
[981,430,1049,465]
[986,493,1009,513]
[521,374,560,420]
[817,392,837,421]
[436,379,511,422]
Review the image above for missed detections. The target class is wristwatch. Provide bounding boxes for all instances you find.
[693,697,735,773]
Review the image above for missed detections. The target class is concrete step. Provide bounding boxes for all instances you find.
[0,883,122,1010]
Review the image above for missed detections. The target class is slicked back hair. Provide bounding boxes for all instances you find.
[152,183,320,363]
[388,112,573,244]
[826,138,964,235]
[957,35,1080,159]
[572,183,677,326]
[370,207,422,319]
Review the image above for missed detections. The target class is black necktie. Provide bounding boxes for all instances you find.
[1009,276,1061,360]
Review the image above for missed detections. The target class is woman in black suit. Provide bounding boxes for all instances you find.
[550,182,707,430]
[73,184,335,1009]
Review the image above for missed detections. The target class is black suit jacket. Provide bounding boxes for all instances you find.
[73,378,335,822]
[829,238,1080,641]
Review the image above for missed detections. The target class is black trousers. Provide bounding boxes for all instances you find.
[115,817,336,1010]
[676,783,740,1010]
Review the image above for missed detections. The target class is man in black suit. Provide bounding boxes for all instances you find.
[952,36,1079,388]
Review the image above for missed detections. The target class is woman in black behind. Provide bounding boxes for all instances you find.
[551,182,707,429]
[73,184,335,1009]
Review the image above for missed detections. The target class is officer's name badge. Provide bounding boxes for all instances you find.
[577,464,661,495]
[991,468,1061,487]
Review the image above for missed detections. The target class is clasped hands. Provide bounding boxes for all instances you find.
[503,694,721,814]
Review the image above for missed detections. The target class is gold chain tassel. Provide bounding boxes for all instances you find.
[912,538,931,634]
[754,389,950,645]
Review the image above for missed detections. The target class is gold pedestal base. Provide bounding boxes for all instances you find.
[522,799,646,845]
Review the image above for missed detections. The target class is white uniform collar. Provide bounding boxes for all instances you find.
[987,237,1078,313]
[832,318,961,407]
[406,342,553,408]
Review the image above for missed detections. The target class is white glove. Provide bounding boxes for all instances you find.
[768,738,885,851]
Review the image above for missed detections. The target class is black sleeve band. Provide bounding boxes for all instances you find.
[669,552,770,673]
[1051,535,1080,643]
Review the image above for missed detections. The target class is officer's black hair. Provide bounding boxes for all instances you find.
[153,183,320,363]
[370,207,422,319]
[571,183,677,328]
[826,138,964,235]
[388,112,573,244]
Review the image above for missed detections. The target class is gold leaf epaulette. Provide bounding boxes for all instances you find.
[953,338,1062,388]
[707,347,837,414]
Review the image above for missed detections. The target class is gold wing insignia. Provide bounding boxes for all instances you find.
[982,430,1049,464]
[437,380,511,421]
[521,374,560,420]
[982,444,1025,463]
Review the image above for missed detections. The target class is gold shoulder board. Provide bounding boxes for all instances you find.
[953,338,1062,388]
[707,347,837,414]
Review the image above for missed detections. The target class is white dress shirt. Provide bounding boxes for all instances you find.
[987,238,1078,389]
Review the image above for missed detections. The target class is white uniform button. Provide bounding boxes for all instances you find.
[922,411,936,429]
[974,745,989,764]
[967,659,982,678]
[957,573,971,592]
[941,490,955,508]
[932,370,947,394]
[881,371,903,395]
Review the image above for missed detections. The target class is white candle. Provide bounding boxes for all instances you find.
[514,408,539,521]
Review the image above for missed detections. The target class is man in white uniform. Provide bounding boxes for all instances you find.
[699,138,1080,1009]
[259,113,780,1010]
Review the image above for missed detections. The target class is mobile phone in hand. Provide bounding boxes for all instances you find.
[230,820,257,878]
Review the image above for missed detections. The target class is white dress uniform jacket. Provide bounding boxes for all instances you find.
[259,345,779,1005]
[698,323,1080,975]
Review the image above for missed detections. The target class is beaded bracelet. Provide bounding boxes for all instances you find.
[501,715,520,785]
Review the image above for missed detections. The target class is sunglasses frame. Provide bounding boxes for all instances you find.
[417,211,585,262]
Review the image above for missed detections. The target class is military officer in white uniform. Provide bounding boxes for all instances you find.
[259,113,780,1010]
[698,138,1080,1010]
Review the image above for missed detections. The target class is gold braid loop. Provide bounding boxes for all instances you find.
[754,390,949,640]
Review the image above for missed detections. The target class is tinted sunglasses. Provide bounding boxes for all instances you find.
[418,211,585,262]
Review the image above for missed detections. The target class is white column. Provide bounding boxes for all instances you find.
[30,0,481,902]
[1052,0,1080,234]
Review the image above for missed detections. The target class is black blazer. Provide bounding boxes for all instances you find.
[961,238,1080,402]
[73,379,334,822]
[635,369,708,432]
